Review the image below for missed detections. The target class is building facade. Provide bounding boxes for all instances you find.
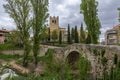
[105,24,120,45]
[49,16,67,41]
[0,29,10,44]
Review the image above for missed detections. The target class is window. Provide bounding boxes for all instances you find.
[108,34,117,39]
[52,20,54,23]
[0,34,3,36]
[52,20,56,24]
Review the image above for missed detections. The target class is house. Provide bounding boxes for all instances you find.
[0,29,10,44]
[105,24,120,45]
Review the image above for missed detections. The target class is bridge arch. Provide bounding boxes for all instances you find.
[64,49,81,59]
[66,51,80,65]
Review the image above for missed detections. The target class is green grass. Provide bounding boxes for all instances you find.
[0,43,23,51]
[0,43,14,50]
[0,53,22,61]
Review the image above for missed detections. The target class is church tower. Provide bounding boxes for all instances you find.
[50,16,59,33]
[49,16,67,41]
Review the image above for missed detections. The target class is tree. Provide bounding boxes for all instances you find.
[4,0,31,67]
[80,23,86,43]
[118,8,120,22]
[71,27,75,43]
[74,26,79,43]
[30,0,49,65]
[48,28,51,42]
[85,34,91,44]
[117,8,120,45]
[67,24,72,44]
[77,55,90,80]
[9,30,23,48]
[51,30,58,42]
[80,0,101,44]
[59,31,62,44]
[41,28,49,43]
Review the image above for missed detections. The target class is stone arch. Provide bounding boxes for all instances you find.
[66,51,80,65]
[64,49,80,59]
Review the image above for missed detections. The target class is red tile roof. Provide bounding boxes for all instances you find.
[0,30,9,33]
[113,24,120,30]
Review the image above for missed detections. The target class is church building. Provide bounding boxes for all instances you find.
[49,16,67,41]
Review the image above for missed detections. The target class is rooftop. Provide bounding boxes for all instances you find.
[0,29,9,33]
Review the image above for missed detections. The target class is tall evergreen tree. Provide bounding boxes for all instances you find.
[4,0,31,67]
[80,0,101,44]
[67,24,72,44]
[74,26,79,43]
[118,8,120,22]
[48,28,51,42]
[71,27,75,43]
[59,31,62,44]
[80,23,85,43]
[30,0,49,65]
[117,8,120,45]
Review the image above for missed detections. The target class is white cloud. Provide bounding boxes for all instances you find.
[65,0,80,6]
[0,0,120,41]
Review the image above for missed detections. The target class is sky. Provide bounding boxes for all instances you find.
[0,0,120,41]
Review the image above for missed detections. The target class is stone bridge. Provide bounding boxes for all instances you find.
[52,44,120,77]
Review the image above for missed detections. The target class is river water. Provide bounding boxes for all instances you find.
[0,67,18,80]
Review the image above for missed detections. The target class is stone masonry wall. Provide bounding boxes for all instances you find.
[52,44,120,78]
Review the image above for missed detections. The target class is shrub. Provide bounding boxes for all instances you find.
[101,57,108,66]
[114,54,118,65]
[0,43,14,50]
[101,49,105,57]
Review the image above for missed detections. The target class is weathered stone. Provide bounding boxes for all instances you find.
[52,44,120,78]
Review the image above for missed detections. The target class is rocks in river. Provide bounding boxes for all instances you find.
[0,68,18,80]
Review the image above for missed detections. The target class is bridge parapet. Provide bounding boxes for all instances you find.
[52,44,120,78]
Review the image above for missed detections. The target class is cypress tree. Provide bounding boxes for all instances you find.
[67,24,72,44]
[71,27,75,43]
[48,28,50,42]
[80,23,85,43]
[59,31,62,44]
[74,26,79,43]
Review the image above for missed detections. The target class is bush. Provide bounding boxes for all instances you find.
[101,57,108,66]
[101,49,105,57]
[76,55,90,80]
[0,43,23,50]
[0,43,14,50]
[0,53,22,61]
[114,54,118,65]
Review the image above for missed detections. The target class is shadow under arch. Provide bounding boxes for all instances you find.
[66,51,80,66]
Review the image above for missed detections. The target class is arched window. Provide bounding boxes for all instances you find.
[52,20,54,23]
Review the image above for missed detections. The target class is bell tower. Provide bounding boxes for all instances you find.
[50,16,59,32]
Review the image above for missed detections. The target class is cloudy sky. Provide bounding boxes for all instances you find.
[0,0,120,41]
